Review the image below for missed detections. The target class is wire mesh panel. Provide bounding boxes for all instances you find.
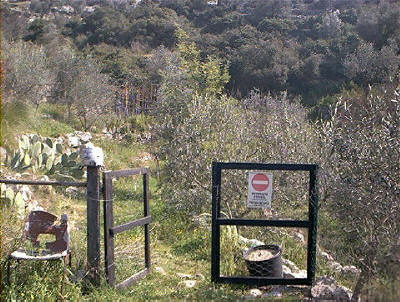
[103,168,151,289]
[211,162,318,286]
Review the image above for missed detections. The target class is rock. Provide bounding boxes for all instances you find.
[60,5,75,14]
[75,131,92,143]
[41,175,50,181]
[318,250,334,262]
[20,185,33,200]
[66,186,79,196]
[248,288,263,297]
[263,290,282,297]
[329,261,343,272]
[66,131,92,148]
[68,136,80,148]
[282,258,301,273]
[195,273,205,280]
[182,280,196,288]
[239,236,265,247]
[294,232,305,243]
[293,270,307,279]
[282,259,307,278]
[341,265,361,276]
[283,267,307,279]
[82,6,95,17]
[311,276,352,301]
[262,286,285,297]
[155,266,166,275]
[177,273,192,279]
[282,264,293,278]
[26,200,44,212]
[0,147,7,164]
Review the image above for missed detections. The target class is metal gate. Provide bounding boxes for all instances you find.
[103,168,152,289]
[211,162,319,286]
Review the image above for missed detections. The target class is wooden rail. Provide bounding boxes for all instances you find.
[0,179,87,187]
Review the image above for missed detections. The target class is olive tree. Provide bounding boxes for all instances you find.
[51,47,83,117]
[69,58,115,131]
[50,47,115,130]
[324,84,400,300]
[155,90,327,217]
[3,40,54,109]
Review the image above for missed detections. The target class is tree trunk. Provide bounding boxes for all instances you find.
[351,269,369,302]
[67,104,72,120]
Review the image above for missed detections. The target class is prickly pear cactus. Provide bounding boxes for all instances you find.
[1,183,28,217]
[8,134,84,180]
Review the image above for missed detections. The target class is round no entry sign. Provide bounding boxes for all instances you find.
[251,173,270,191]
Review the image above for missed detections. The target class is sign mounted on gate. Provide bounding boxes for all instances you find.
[247,172,273,208]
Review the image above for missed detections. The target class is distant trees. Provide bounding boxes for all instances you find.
[1,4,29,41]
[151,30,230,149]
[29,0,52,15]
[245,0,291,25]
[356,0,400,49]
[64,2,181,48]
[59,0,400,113]
[228,36,299,95]
[80,7,131,46]
[129,2,180,48]
[344,42,400,85]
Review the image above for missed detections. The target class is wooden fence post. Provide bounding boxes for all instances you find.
[81,145,104,285]
[86,166,101,284]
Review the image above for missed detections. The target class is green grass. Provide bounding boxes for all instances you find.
[1,102,77,151]
[33,118,76,138]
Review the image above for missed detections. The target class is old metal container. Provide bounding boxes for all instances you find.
[243,244,282,277]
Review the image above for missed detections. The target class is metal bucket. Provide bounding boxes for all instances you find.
[243,244,282,277]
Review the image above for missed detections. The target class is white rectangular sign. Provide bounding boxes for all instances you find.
[247,172,273,209]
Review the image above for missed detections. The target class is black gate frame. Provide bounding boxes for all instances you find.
[211,162,318,286]
[103,168,152,289]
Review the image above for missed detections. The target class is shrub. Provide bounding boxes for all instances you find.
[154,90,327,216]
[324,83,400,300]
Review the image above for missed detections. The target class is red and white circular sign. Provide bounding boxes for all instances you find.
[251,173,270,192]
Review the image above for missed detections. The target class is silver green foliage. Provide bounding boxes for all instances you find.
[8,134,84,180]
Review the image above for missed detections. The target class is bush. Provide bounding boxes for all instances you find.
[324,82,400,300]
[154,89,327,216]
